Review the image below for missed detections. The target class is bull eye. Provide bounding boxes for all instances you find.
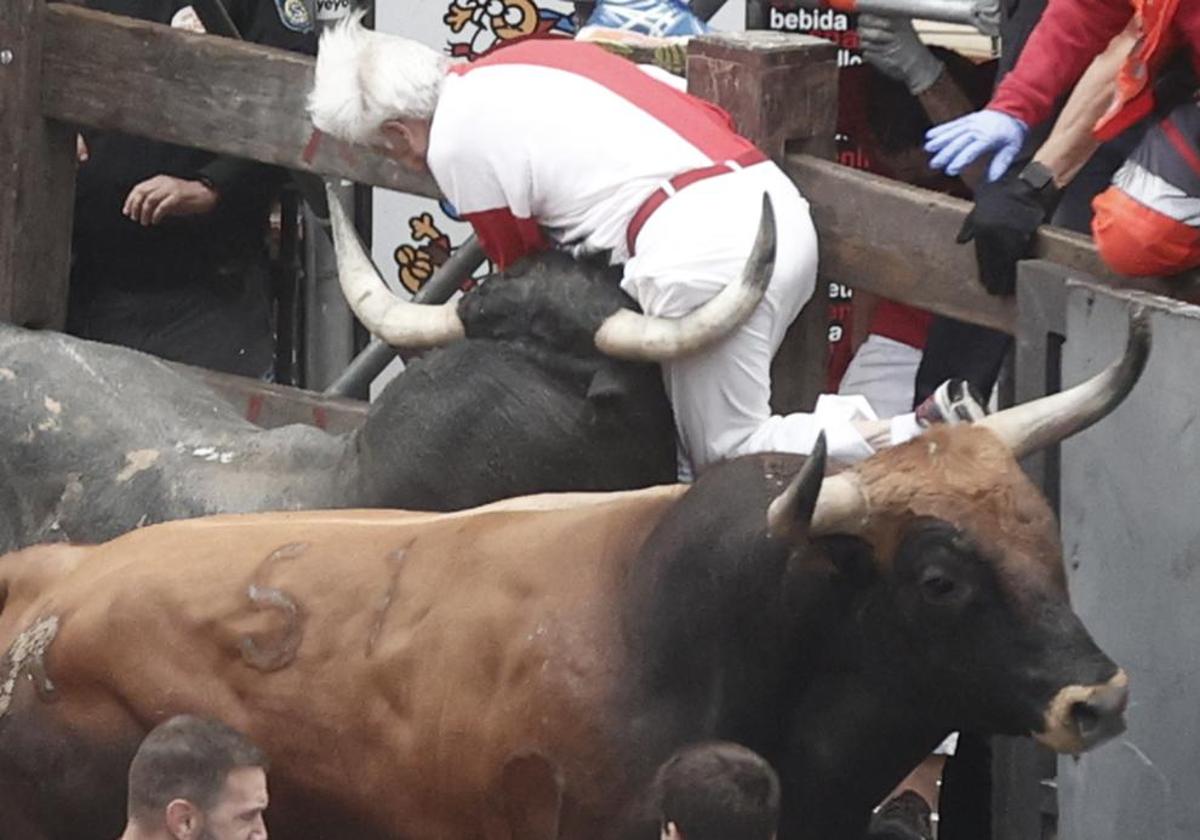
[919,568,958,602]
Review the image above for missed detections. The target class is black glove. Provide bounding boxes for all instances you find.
[957,169,1061,296]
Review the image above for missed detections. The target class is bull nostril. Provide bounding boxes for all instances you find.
[1069,682,1129,742]
[1070,700,1102,736]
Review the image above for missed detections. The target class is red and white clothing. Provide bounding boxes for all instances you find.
[427,39,910,473]
[429,39,761,268]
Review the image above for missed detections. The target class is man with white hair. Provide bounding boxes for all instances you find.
[309,18,980,476]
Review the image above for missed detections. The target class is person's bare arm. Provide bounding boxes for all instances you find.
[918,72,989,190]
[1032,18,1138,187]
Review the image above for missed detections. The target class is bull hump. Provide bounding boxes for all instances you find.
[151,484,689,532]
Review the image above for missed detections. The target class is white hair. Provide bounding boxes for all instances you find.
[308,12,451,145]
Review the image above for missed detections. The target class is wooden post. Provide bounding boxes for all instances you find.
[0,0,76,329]
[688,32,838,413]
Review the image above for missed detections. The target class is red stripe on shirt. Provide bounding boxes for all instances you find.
[462,206,548,271]
[451,40,758,163]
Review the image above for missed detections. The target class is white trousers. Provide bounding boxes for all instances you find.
[621,163,919,477]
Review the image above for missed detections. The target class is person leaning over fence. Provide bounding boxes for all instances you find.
[68,0,316,379]
[117,714,269,840]
[653,741,780,840]
[307,16,984,478]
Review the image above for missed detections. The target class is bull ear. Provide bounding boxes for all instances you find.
[767,433,828,540]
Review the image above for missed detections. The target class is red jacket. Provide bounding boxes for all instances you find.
[988,0,1200,131]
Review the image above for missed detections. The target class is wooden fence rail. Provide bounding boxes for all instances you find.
[788,155,1200,335]
[6,3,1200,346]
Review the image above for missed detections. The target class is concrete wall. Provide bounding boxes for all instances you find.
[1056,282,1200,840]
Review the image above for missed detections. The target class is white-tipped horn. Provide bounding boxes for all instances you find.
[326,183,465,348]
[766,432,870,539]
[810,472,870,536]
[978,307,1151,459]
[593,192,776,362]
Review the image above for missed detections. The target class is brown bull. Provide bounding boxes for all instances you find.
[0,312,1149,839]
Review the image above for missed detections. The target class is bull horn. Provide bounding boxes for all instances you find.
[325,183,465,348]
[767,433,870,539]
[978,306,1151,459]
[593,192,776,361]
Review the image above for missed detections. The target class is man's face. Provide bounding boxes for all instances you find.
[197,766,269,840]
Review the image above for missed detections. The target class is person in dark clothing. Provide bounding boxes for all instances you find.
[69,0,315,379]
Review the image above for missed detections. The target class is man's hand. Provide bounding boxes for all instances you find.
[122,175,219,226]
[76,134,89,164]
[858,14,944,95]
[925,109,1029,181]
[956,172,1061,296]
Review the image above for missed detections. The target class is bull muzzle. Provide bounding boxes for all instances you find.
[1034,669,1129,754]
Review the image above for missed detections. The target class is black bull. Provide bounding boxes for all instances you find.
[0,252,676,552]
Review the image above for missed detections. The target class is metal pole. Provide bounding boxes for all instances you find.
[301,0,359,389]
[323,235,487,398]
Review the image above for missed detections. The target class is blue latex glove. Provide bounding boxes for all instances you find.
[924,109,1029,182]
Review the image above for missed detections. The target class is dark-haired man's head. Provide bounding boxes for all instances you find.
[656,741,780,840]
[121,715,269,840]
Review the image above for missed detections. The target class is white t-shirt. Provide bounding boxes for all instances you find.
[426,39,760,267]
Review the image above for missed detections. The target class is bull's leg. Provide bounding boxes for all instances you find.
[481,753,564,840]
[0,687,143,840]
[774,676,945,840]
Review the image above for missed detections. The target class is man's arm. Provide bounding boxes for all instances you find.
[925,0,1131,180]
[858,14,987,186]
[956,21,1138,296]
[187,0,317,209]
[917,72,989,189]
[988,0,1131,128]
[1031,18,1138,188]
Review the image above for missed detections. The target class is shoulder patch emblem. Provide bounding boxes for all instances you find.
[275,0,314,33]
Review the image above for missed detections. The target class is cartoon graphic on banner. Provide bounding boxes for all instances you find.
[393,212,483,295]
[443,0,575,59]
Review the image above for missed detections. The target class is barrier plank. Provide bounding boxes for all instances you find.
[0,0,75,329]
[689,33,838,413]
[787,154,1200,334]
[40,4,440,197]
